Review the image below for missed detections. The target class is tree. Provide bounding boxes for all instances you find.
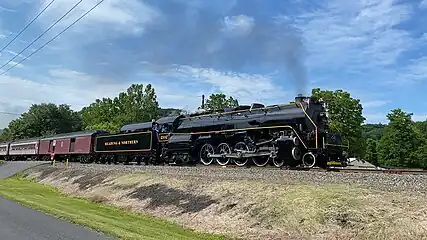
[0,128,10,142]
[1,103,82,140]
[412,120,427,168]
[362,123,386,141]
[364,138,378,166]
[311,88,365,157]
[377,109,419,167]
[203,93,239,110]
[81,84,159,132]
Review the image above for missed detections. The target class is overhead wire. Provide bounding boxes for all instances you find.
[0,0,86,71]
[0,0,56,55]
[0,0,106,76]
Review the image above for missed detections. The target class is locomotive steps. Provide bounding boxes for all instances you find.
[13,163,427,240]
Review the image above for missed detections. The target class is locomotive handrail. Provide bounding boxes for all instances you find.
[298,102,318,149]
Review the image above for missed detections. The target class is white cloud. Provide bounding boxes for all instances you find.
[413,114,427,122]
[7,61,23,68]
[176,65,288,105]
[222,15,255,36]
[362,100,390,108]
[37,0,161,39]
[364,112,427,124]
[363,113,388,124]
[420,0,427,8]
[4,50,23,58]
[398,57,427,83]
[293,0,414,73]
[0,5,15,12]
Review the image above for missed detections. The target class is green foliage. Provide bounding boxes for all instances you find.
[412,120,427,168]
[0,129,9,142]
[362,124,386,140]
[311,88,365,157]
[203,93,239,110]
[0,103,82,140]
[81,84,159,133]
[377,109,419,167]
[364,138,378,166]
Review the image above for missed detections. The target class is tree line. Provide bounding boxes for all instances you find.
[0,83,425,168]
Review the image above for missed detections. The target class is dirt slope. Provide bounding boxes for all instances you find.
[23,166,427,240]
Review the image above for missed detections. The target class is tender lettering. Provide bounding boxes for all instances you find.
[104,140,139,146]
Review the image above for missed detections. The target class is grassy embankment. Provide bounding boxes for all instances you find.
[0,175,226,240]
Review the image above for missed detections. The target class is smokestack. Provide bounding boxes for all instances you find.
[201,95,205,109]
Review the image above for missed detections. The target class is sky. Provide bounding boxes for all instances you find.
[0,0,427,128]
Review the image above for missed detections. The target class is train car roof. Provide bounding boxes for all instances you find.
[156,115,183,125]
[40,130,108,141]
[120,122,153,132]
[10,136,42,144]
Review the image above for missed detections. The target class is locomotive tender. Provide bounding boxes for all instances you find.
[0,95,348,169]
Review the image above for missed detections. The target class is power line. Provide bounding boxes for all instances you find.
[0,0,85,71]
[0,0,56,55]
[0,0,106,76]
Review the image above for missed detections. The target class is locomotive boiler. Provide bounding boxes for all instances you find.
[161,95,348,168]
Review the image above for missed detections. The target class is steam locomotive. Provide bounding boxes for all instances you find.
[1,95,349,169]
[93,95,349,168]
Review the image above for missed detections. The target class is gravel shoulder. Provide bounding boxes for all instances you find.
[22,163,427,240]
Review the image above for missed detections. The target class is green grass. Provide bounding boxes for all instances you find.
[0,176,226,240]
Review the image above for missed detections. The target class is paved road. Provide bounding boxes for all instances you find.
[0,197,114,240]
[0,162,115,240]
[0,161,49,179]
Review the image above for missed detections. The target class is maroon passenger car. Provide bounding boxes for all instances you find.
[38,130,108,162]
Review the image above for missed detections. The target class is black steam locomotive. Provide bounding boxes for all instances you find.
[93,95,349,169]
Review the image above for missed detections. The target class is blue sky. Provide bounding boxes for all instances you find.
[0,0,427,128]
